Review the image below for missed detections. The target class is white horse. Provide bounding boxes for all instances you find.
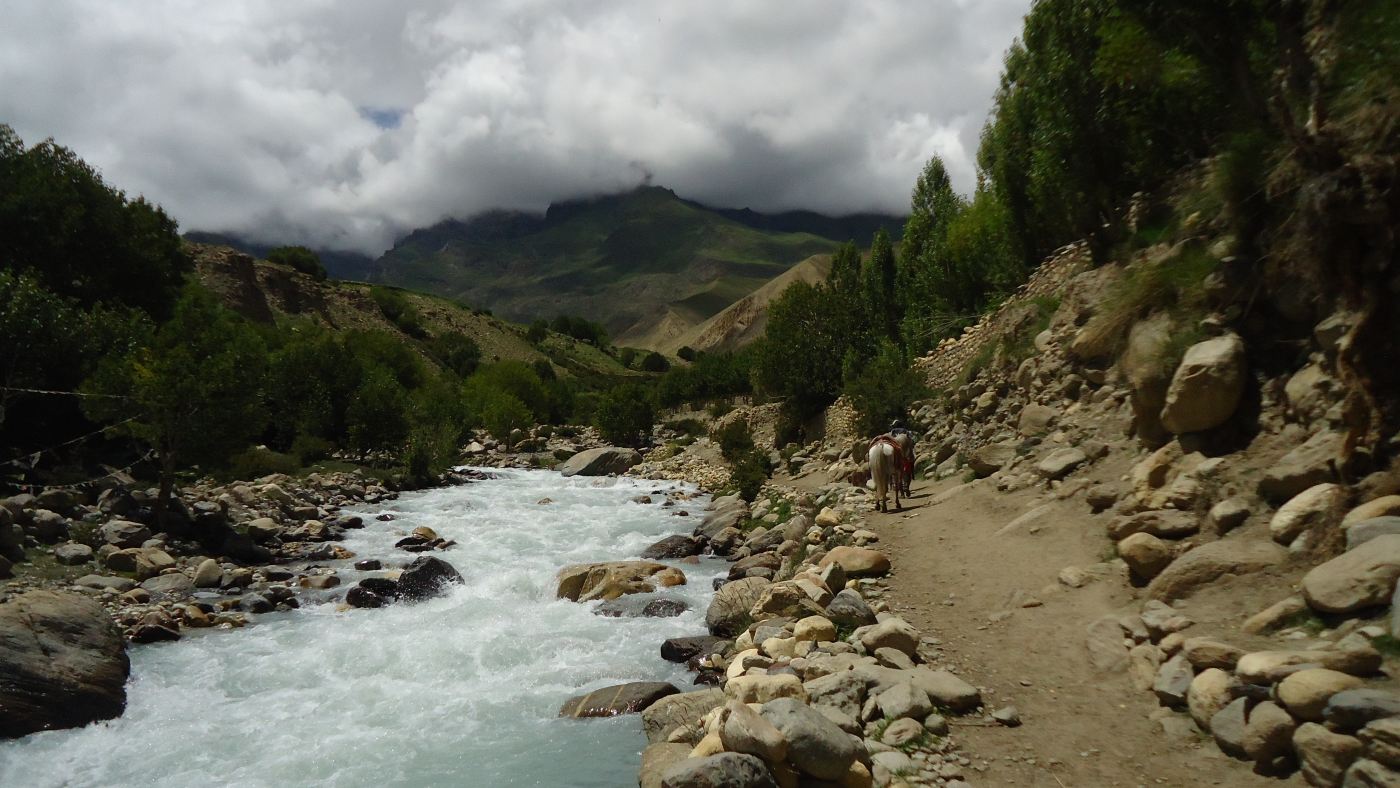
[868,437,902,512]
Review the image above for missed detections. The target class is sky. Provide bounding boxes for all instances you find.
[1,1,1030,255]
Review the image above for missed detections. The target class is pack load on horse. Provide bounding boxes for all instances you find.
[888,419,915,497]
[868,435,903,512]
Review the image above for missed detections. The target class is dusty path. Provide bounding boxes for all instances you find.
[784,468,1296,787]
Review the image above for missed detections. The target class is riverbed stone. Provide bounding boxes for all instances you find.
[1236,647,1381,684]
[1342,758,1400,786]
[1324,690,1400,732]
[858,617,919,657]
[1294,722,1363,786]
[1159,333,1246,435]
[725,674,806,704]
[1302,534,1400,614]
[818,546,891,578]
[192,558,222,588]
[141,573,194,597]
[761,696,857,780]
[559,681,680,718]
[1243,700,1297,765]
[878,681,933,721]
[1153,654,1195,707]
[1347,517,1400,550]
[1119,533,1173,580]
[719,700,788,763]
[660,752,777,788]
[1108,509,1200,540]
[825,589,877,628]
[641,743,693,788]
[557,447,642,477]
[100,519,151,549]
[1359,717,1400,770]
[557,560,674,603]
[53,542,93,565]
[1147,538,1287,602]
[0,590,130,738]
[1188,668,1235,729]
[1259,429,1345,503]
[643,535,704,560]
[705,577,769,637]
[397,555,464,602]
[1211,697,1250,758]
[1278,669,1364,722]
[1346,497,1400,526]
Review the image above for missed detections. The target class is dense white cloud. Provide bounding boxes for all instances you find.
[1,0,1029,254]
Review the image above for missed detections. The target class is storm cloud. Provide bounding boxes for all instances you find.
[1,1,1029,254]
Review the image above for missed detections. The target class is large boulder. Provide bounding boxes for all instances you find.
[643,535,704,560]
[1347,517,1400,550]
[705,577,769,637]
[661,636,727,664]
[818,546,890,578]
[760,697,858,780]
[1122,312,1176,445]
[966,441,1017,478]
[558,681,679,718]
[1270,483,1346,546]
[1159,334,1247,435]
[1036,447,1088,480]
[660,753,777,788]
[397,556,464,602]
[0,590,130,738]
[1259,430,1345,503]
[99,519,151,549]
[557,447,642,477]
[641,743,693,788]
[556,561,676,603]
[1147,538,1287,602]
[1302,534,1400,614]
[643,688,725,744]
[824,589,877,628]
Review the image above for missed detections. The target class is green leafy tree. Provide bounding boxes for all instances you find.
[428,331,482,378]
[526,319,549,344]
[83,287,268,525]
[842,341,929,436]
[345,366,410,457]
[594,384,655,446]
[640,351,671,373]
[861,229,899,344]
[266,246,327,280]
[0,125,190,318]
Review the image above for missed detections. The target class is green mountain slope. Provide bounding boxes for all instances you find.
[369,186,872,336]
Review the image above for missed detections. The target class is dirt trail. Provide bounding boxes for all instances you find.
[801,471,1296,787]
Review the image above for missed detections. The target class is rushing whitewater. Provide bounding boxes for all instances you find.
[0,469,723,787]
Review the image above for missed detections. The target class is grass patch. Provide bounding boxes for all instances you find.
[1278,609,1328,635]
[1073,243,1219,362]
[1371,634,1400,658]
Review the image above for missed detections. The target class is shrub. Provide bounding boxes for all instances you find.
[842,341,929,436]
[729,450,772,503]
[526,320,548,344]
[370,288,427,338]
[290,434,335,464]
[266,246,327,280]
[594,384,655,446]
[226,446,301,480]
[711,419,755,464]
[640,351,671,373]
[677,346,698,362]
[479,390,532,440]
[427,332,481,378]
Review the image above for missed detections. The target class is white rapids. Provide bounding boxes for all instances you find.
[0,468,724,787]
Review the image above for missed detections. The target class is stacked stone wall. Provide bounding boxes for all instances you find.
[916,241,1092,390]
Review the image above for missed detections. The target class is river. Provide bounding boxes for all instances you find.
[0,468,722,787]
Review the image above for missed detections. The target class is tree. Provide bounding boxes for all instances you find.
[345,367,410,457]
[594,384,655,446]
[83,287,267,525]
[428,331,482,378]
[526,319,548,344]
[752,282,848,419]
[640,351,671,373]
[862,229,899,344]
[842,341,929,436]
[266,246,327,280]
[0,125,189,318]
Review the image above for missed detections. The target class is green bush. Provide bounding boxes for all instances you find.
[479,390,532,440]
[526,320,548,344]
[266,246,327,280]
[291,434,335,464]
[427,332,481,377]
[370,288,427,338]
[594,384,655,446]
[711,419,755,463]
[677,346,698,362]
[226,446,301,480]
[842,341,929,436]
[729,450,771,503]
[640,351,671,373]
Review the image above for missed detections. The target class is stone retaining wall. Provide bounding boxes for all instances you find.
[916,241,1092,391]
